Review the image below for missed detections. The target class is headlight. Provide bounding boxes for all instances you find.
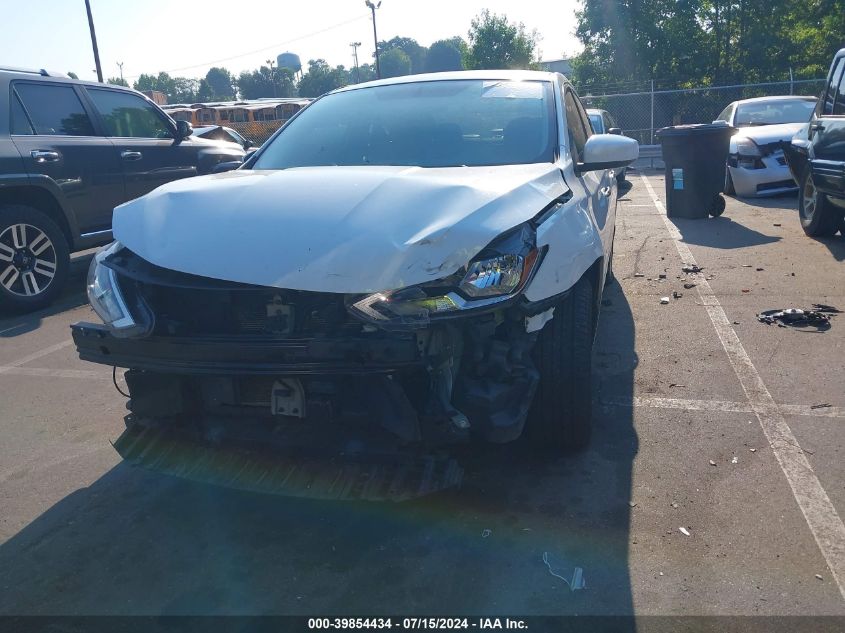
[86,242,142,336]
[349,224,541,328]
[735,137,761,157]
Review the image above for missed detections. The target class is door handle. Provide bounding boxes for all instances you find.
[600,186,612,197]
[30,150,60,163]
[121,150,143,161]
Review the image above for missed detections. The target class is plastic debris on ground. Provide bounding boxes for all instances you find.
[660,297,670,305]
[683,283,697,289]
[757,305,840,330]
[679,527,691,536]
[542,552,586,591]
[673,291,683,299]
[731,456,738,464]
[682,265,703,273]
[481,529,492,538]
[709,459,717,466]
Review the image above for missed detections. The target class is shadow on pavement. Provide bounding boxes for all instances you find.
[0,281,638,621]
[672,216,781,250]
[0,252,93,337]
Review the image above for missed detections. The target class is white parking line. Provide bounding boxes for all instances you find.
[0,366,107,380]
[639,175,845,600]
[603,396,845,420]
[0,339,73,375]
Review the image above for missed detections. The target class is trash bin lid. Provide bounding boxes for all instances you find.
[656,122,736,138]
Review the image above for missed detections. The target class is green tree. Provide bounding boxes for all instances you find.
[204,67,235,100]
[378,36,427,74]
[171,77,199,103]
[466,10,539,70]
[134,72,176,97]
[424,39,465,72]
[297,59,349,97]
[571,0,845,90]
[106,76,129,87]
[380,48,412,78]
[238,66,297,99]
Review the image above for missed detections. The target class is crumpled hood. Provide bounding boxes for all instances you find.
[112,164,567,293]
[734,122,805,146]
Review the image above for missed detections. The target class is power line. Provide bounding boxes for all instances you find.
[125,15,368,80]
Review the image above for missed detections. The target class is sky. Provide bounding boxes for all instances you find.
[0,0,583,83]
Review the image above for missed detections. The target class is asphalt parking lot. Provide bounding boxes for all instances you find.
[0,169,844,617]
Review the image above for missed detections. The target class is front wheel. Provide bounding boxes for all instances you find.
[799,167,841,237]
[528,277,594,452]
[0,205,70,312]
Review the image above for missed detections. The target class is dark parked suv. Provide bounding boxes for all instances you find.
[786,48,845,236]
[0,67,245,311]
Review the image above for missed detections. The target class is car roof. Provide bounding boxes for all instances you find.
[332,69,560,94]
[730,95,817,106]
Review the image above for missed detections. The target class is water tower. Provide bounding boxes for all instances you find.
[277,52,302,80]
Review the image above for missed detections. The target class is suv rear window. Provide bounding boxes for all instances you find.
[86,89,173,139]
[14,83,95,136]
[10,93,34,135]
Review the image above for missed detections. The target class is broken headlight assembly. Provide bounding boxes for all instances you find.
[86,242,150,338]
[735,138,764,169]
[349,224,542,328]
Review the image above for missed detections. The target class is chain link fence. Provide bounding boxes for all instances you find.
[578,79,826,146]
[226,120,286,146]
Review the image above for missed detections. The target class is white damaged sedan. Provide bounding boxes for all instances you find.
[75,71,637,465]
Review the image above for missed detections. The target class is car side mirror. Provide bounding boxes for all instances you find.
[578,135,639,173]
[242,139,252,150]
[176,120,193,140]
[607,127,623,135]
[211,160,242,174]
[712,119,728,125]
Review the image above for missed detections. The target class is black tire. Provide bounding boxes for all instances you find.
[0,205,70,312]
[709,194,726,217]
[528,277,594,452]
[799,167,841,237]
[724,165,735,195]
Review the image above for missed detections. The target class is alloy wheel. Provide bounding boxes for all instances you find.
[801,176,817,223]
[0,223,58,297]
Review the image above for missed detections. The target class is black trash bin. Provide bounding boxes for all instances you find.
[656,123,736,219]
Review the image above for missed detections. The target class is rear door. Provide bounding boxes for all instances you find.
[84,87,199,201]
[810,56,845,196]
[11,81,125,234]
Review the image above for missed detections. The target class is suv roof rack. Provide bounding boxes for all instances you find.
[0,66,67,78]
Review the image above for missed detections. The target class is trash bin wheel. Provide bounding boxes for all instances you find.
[709,194,726,217]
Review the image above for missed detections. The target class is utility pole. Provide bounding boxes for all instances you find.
[266,58,277,97]
[365,1,382,79]
[117,61,124,82]
[84,0,103,82]
[350,42,361,83]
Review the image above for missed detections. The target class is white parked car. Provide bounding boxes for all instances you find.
[716,96,817,197]
[191,125,253,150]
[74,71,637,472]
[586,108,628,182]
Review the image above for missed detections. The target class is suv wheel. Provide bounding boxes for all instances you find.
[527,276,594,452]
[799,168,841,237]
[0,205,69,311]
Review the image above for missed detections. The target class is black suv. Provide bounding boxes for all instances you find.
[786,48,845,236]
[0,67,245,311]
